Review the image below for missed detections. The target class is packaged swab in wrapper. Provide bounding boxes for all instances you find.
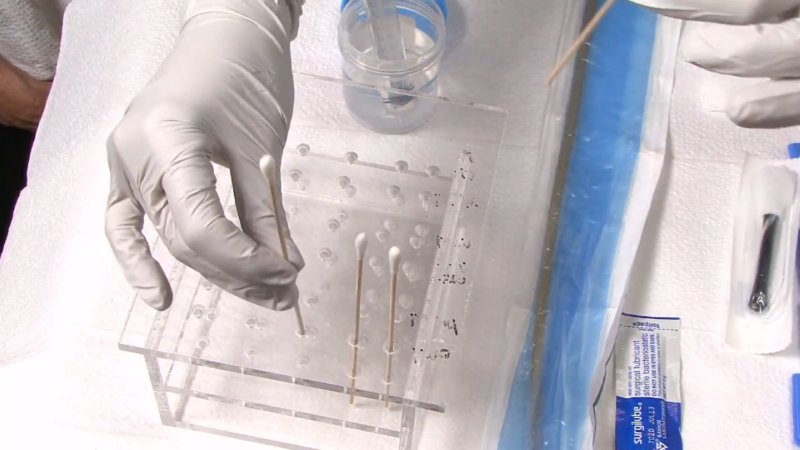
[728,155,800,354]
[615,313,682,450]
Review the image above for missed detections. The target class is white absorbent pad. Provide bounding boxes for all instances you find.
[0,0,72,79]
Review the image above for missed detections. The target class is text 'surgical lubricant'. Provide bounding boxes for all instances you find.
[615,313,682,450]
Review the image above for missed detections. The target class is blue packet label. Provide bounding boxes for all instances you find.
[615,313,682,450]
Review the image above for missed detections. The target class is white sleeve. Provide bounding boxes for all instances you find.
[0,0,71,80]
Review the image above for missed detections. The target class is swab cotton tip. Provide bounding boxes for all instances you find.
[389,247,401,273]
[259,154,278,183]
[355,233,368,260]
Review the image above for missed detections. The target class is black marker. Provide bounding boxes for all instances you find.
[749,213,779,313]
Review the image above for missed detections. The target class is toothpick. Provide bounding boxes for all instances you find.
[260,155,306,336]
[546,0,617,85]
[349,233,369,404]
[385,246,401,408]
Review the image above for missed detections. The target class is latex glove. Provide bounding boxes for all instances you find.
[633,0,800,128]
[105,0,306,312]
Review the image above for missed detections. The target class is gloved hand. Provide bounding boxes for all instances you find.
[633,0,800,128]
[105,0,306,312]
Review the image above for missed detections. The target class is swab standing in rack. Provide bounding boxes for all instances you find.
[385,246,401,407]
[349,233,369,404]
[259,155,306,336]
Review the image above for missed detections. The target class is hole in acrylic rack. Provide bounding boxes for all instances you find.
[369,256,386,276]
[318,248,337,266]
[206,309,219,321]
[375,230,391,246]
[383,340,400,355]
[345,367,362,380]
[297,325,318,338]
[327,219,341,232]
[348,333,369,348]
[392,195,406,206]
[196,338,210,350]
[298,179,310,191]
[366,289,379,304]
[359,306,371,319]
[402,263,421,282]
[303,294,319,307]
[399,295,414,309]
[192,305,206,319]
[296,143,310,156]
[344,152,359,164]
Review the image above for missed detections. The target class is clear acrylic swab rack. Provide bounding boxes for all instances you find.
[118,73,507,450]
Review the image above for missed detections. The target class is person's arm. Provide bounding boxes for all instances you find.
[0,55,51,132]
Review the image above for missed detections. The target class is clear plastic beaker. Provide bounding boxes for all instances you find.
[338,0,446,134]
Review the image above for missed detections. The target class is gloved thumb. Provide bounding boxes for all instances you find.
[105,194,173,311]
[681,19,800,79]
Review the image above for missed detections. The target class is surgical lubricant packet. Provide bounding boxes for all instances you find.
[615,313,682,450]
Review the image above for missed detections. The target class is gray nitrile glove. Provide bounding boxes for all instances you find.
[633,0,800,128]
[105,0,306,311]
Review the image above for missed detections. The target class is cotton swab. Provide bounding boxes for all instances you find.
[384,246,401,408]
[259,155,306,336]
[349,233,369,404]
[546,0,618,85]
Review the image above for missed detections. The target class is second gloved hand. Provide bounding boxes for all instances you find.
[105,0,305,311]
[633,0,800,128]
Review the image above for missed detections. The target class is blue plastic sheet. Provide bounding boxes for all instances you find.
[499,1,659,448]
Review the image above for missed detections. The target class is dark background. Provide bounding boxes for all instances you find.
[0,124,34,255]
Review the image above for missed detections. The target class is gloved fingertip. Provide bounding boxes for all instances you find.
[286,239,306,272]
[139,284,173,311]
[274,284,300,311]
[278,261,300,285]
[680,27,722,71]
[725,92,786,129]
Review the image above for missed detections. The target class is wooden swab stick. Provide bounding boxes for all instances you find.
[260,155,306,336]
[546,0,618,85]
[385,246,401,408]
[349,233,369,404]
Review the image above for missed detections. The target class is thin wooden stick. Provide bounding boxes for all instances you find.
[350,233,368,404]
[385,247,401,408]
[349,260,365,404]
[260,155,305,336]
[546,0,618,85]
